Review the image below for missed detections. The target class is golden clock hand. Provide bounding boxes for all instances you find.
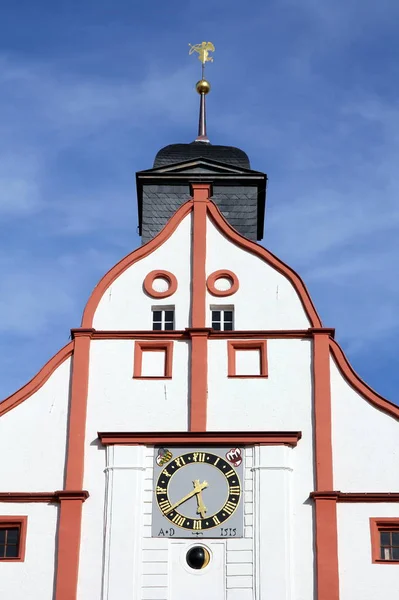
[164,480,208,515]
[192,479,207,517]
[195,490,207,518]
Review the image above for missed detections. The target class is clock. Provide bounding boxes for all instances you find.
[151,446,244,538]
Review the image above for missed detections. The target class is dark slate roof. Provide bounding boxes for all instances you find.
[154,142,250,170]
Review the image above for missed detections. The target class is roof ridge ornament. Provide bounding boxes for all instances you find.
[189,42,215,144]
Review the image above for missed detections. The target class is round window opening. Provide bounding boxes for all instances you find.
[186,546,211,570]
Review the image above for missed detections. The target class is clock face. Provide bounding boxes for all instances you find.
[151,446,244,539]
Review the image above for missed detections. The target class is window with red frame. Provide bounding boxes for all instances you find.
[380,529,399,561]
[370,518,399,563]
[0,525,21,559]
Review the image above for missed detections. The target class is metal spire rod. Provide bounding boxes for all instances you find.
[189,42,215,144]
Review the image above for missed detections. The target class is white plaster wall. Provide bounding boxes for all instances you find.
[0,358,71,491]
[78,339,189,598]
[86,339,189,432]
[331,358,399,491]
[337,503,399,599]
[205,218,310,330]
[77,441,107,600]
[208,337,315,599]
[207,338,312,432]
[0,503,58,600]
[93,214,192,330]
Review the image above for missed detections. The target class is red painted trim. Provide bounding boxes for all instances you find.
[207,269,239,297]
[73,329,187,340]
[0,491,89,503]
[227,340,268,378]
[370,518,399,564]
[191,184,208,328]
[313,496,339,599]
[311,492,399,503]
[71,328,333,340]
[0,516,27,562]
[55,499,86,600]
[313,332,334,491]
[81,200,193,328]
[211,329,318,339]
[188,330,209,431]
[133,341,173,378]
[65,330,93,490]
[98,431,302,446]
[206,202,322,328]
[330,337,399,420]
[0,342,73,417]
[189,184,211,432]
[312,331,339,600]
[54,329,92,600]
[143,270,178,299]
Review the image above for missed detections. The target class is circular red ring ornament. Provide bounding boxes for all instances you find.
[206,270,239,297]
[143,270,178,299]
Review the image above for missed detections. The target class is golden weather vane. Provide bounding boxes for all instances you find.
[189,41,215,79]
[188,42,215,142]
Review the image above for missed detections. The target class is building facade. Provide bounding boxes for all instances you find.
[0,122,399,600]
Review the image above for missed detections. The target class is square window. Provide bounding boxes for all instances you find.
[370,519,399,563]
[152,307,175,331]
[211,306,234,331]
[0,518,27,562]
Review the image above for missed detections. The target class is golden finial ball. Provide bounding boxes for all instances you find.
[196,79,211,94]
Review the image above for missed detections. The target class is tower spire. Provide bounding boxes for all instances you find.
[189,42,215,143]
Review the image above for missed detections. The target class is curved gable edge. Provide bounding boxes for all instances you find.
[330,337,399,420]
[0,341,74,417]
[206,201,322,328]
[81,200,193,328]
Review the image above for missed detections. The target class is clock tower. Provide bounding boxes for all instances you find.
[1,42,399,600]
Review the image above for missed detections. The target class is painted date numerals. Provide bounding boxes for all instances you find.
[220,527,237,537]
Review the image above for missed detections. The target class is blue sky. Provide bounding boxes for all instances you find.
[1,0,399,402]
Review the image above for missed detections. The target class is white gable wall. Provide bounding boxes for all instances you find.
[93,213,192,331]
[205,218,311,330]
[330,358,399,491]
[0,358,71,491]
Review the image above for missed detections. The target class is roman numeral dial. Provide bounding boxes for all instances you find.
[155,450,242,532]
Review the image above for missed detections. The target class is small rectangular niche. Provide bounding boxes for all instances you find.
[227,340,268,378]
[133,341,173,379]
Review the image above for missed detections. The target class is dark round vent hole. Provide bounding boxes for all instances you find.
[186,546,211,570]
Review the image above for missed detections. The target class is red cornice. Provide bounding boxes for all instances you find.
[311,491,399,502]
[0,491,89,503]
[98,431,302,446]
[69,327,334,341]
